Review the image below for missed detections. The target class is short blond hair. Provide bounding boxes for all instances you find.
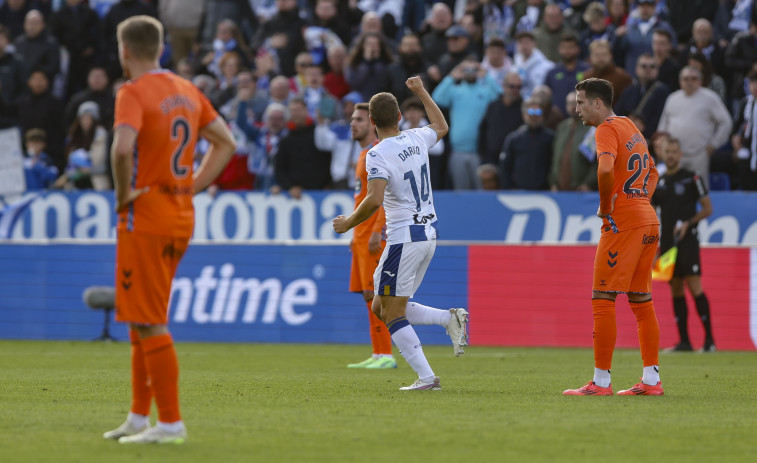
[117,15,163,61]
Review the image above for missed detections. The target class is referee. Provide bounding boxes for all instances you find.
[652,136,715,352]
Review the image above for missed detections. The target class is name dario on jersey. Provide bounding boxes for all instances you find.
[398,146,421,161]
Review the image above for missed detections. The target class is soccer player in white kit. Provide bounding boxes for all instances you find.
[333,76,469,391]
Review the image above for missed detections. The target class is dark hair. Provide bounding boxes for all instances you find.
[687,52,714,87]
[347,32,394,67]
[748,69,757,82]
[369,92,399,129]
[559,33,579,46]
[400,96,424,113]
[575,78,613,108]
[487,37,506,49]
[25,128,47,143]
[652,28,673,42]
[65,115,99,157]
[354,102,369,112]
[0,24,10,41]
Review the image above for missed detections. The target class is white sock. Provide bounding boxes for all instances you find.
[372,354,380,360]
[593,368,611,388]
[405,302,452,326]
[390,324,434,379]
[157,420,185,433]
[642,365,660,385]
[379,354,394,359]
[127,412,149,429]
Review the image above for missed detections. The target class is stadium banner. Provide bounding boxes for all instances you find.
[0,243,467,345]
[0,241,754,350]
[1,190,757,244]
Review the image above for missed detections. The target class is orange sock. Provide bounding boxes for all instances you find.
[141,333,181,423]
[630,300,660,367]
[129,330,152,416]
[592,298,617,370]
[367,301,393,355]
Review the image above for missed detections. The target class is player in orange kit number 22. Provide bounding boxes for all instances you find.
[564,78,664,396]
[103,16,236,444]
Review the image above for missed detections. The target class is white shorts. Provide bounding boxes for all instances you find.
[373,240,436,298]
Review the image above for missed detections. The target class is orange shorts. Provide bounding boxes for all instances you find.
[115,230,190,325]
[349,239,385,293]
[593,224,659,295]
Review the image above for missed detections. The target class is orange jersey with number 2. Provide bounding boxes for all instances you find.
[114,70,218,237]
[595,116,659,231]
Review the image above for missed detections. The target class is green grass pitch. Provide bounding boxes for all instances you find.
[1,340,756,462]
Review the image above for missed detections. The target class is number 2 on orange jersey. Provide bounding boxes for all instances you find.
[170,117,191,178]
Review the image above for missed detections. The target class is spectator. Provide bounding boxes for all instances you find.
[401,96,445,189]
[63,66,114,131]
[658,66,733,189]
[533,3,575,63]
[614,53,670,138]
[543,34,589,117]
[606,0,630,30]
[315,92,363,189]
[384,32,429,103]
[0,0,35,40]
[434,24,477,82]
[13,9,60,81]
[304,0,350,64]
[531,85,565,130]
[480,37,512,86]
[269,74,292,105]
[274,97,332,197]
[477,163,501,190]
[421,2,453,64]
[196,0,257,54]
[579,1,616,59]
[550,90,597,191]
[200,19,252,79]
[358,11,396,51]
[725,12,757,102]
[158,0,203,66]
[175,57,196,81]
[345,32,394,101]
[252,0,306,77]
[101,0,159,80]
[323,44,350,99]
[302,64,339,120]
[679,18,727,79]
[433,57,502,189]
[652,28,681,91]
[479,71,524,165]
[461,13,485,59]
[500,98,554,190]
[478,0,515,46]
[356,0,403,40]
[513,30,554,99]
[584,39,632,104]
[55,101,109,190]
[0,25,25,121]
[221,69,269,124]
[614,0,675,73]
[732,69,757,190]
[236,101,289,191]
[16,69,63,167]
[49,0,99,97]
[687,52,728,104]
[208,51,243,108]
[22,128,58,190]
[290,52,314,95]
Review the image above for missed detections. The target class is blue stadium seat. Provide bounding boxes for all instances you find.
[709,172,731,191]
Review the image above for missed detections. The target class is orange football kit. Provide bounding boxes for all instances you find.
[592,116,660,373]
[349,142,392,356]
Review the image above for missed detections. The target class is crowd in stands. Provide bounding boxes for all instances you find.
[11,0,757,194]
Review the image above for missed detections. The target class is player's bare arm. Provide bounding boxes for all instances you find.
[111,125,148,212]
[193,118,237,194]
[405,76,448,141]
[595,153,617,218]
[333,179,386,234]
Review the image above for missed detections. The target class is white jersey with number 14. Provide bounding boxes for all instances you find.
[366,126,439,245]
